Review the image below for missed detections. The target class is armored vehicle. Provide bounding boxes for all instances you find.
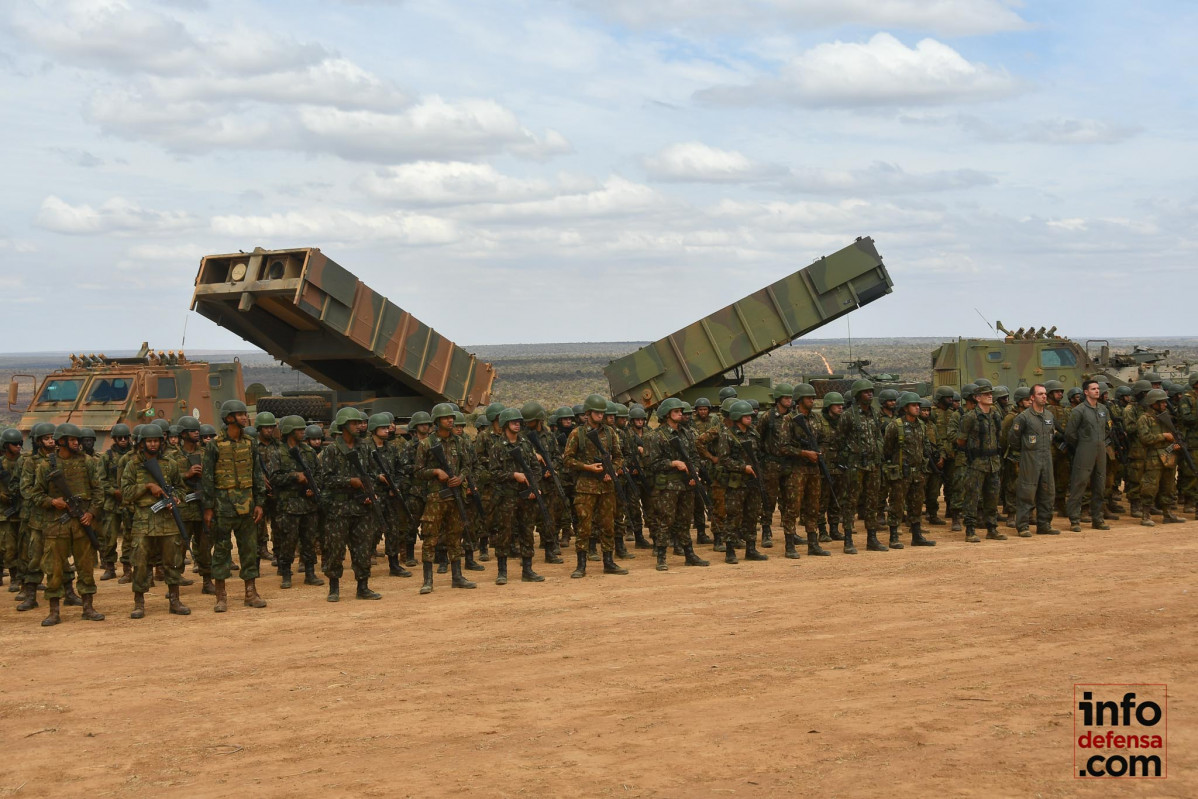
[7,344,245,445]
[604,237,894,410]
[191,246,495,421]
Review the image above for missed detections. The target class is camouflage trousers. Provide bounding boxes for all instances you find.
[709,483,727,542]
[1052,451,1072,512]
[648,487,693,549]
[1125,456,1146,507]
[949,456,967,515]
[573,490,615,553]
[759,461,794,533]
[723,485,762,547]
[789,469,822,533]
[1015,456,1055,531]
[41,526,95,599]
[274,511,319,573]
[102,507,131,565]
[322,509,373,580]
[22,524,67,586]
[492,492,535,559]
[185,519,211,577]
[887,473,926,529]
[419,497,463,564]
[821,471,845,528]
[1,519,19,581]
[842,468,881,533]
[963,467,1000,529]
[211,513,259,582]
[1140,458,1177,512]
[374,497,411,556]
[130,533,184,594]
[551,485,575,543]
[1177,447,1197,505]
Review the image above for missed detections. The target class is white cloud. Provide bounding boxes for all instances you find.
[357,161,588,206]
[210,208,460,245]
[35,195,197,235]
[903,113,1141,145]
[642,142,783,182]
[697,33,1019,108]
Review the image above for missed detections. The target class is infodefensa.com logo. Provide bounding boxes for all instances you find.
[1075,684,1167,779]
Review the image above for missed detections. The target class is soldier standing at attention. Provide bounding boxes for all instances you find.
[713,400,769,565]
[999,387,1031,527]
[815,392,846,544]
[883,393,937,548]
[365,413,412,578]
[398,410,433,567]
[473,404,503,563]
[413,403,476,593]
[317,408,382,601]
[1137,389,1186,526]
[926,387,956,529]
[1044,380,1073,517]
[696,400,733,555]
[121,425,190,619]
[269,416,324,589]
[17,423,75,612]
[201,399,266,613]
[254,412,280,566]
[563,394,625,578]
[29,424,105,626]
[782,383,831,557]
[645,397,710,571]
[1008,384,1060,537]
[1,429,26,591]
[958,382,1005,543]
[1123,380,1152,517]
[1177,373,1198,517]
[489,408,551,585]
[624,405,651,551]
[756,384,794,549]
[838,380,886,554]
[169,416,212,594]
[1065,379,1111,532]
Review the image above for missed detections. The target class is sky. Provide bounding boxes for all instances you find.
[1,0,1195,353]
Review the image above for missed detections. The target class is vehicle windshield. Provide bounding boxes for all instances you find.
[86,377,132,404]
[1040,347,1079,368]
[36,379,83,404]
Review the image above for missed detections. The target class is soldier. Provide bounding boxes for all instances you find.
[756,383,794,552]
[1044,380,1073,517]
[882,393,937,547]
[121,424,190,619]
[1137,389,1185,526]
[696,399,733,555]
[604,401,637,557]
[201,399,267,613]
[200,423,218,445]
[489,407,551,585]
[28,423,105,625]
[1067,387,1083,408]
[563,393,626,577]
[17,422,76,612]
[317,407,382,600]
[957,382,1005,542]
[170,416,212,594]
[713,400,769,564]
[875,387,900,528]
[254,411,280,565]
[1065,379,1111,531]
[838,380,886,554]
[365,412,413,578]
[947,384,978,531]
[999,387,1030,526]
[625,405,651,550]
[645,397,710,571]
[398,410,433,567]
[98,423,133,581]
[687,398,716,546]
[453,411,488,574]
[270,416,324,589]
[816,392,846,543]
[1107,385,1133,513]
[1124,380,1153,517]
[1008,384,1060,537]
[1,429,23,591]
[413,403,477,593]
[1179,373,1198,517]
[473,404,503,563]
[782,383,831,557]
[522,401,568,564]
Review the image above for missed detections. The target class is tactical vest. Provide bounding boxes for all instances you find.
[213,437,255,491]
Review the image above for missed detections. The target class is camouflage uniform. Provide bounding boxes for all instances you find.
[398,435,426,563]
[696,424,727,546]
[644,423,703,560]
[487,435,539,559]
[928,404,957,522]
[257,437,282,559]
[613,424,642,549]
[710,424,763,549]
[756,406,791,543]
[947,408,969,521]
[473,427,500,554]
[366,439,409,560]
[168,442,209,580]
[121,452,187,594]
[838,402,883,542]
[959,407,1003,535]
[525,427,569,559]
[413,432,473,563]
[1,451,25,585]
[1048,399,1072,514]
[1137,410,1178,516]
[563,423,622,554]
[814,407,845,538]
[99,443,133,568]
[31,451,99,600]
[1177,384,1198,510]
[201,431,265,581]
[316,437,376,580]
[269,443,321,578]
[1124,401,1147,512]
[999,406,1020,515]
[780,410,823,539]
[882,416,928,532]
[21,450,67,590]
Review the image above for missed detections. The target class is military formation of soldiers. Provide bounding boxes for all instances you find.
[1,371,1195,626]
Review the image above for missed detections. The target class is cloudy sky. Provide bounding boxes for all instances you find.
[1,0,1194,353]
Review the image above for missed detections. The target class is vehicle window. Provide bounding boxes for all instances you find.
[37,379,82,403]
[86,377,131,404]
[209,374,222,389]
[156,377,177,399]
[986,351,1003,362]
[1040,347,1078,368]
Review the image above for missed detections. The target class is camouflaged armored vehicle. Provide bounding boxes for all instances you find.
[7,344,245,445]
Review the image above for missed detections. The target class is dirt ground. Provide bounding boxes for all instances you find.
[2,513,1194,799]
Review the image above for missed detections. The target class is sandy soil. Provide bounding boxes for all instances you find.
[2,513,1195,798]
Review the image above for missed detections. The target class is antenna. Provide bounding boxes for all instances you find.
[181,314,189,350]
[846,316,852,364]
[974,307,994,332]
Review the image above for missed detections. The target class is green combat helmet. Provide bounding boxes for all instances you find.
[822,391,845,407]
[614,403,629,418]
[178,416,200,433]
[934,386,955,404]
[279,415,307,436]
[485,403,506,423]
[1,428,23,446]
[693,397,712,409]
[453,411,467,427]
[368,413,390,433]
[111,423,132,438]
[657,397,684,419]
[1066,387,1082,402]
[153,417,171,433]
[219,399,247,420]
[139,424,164,441]
[521,401,547,423]
[30,422,56,440]
[304,424,324,440]
[717,386,738,401]
[919,399,932,411]
[898,391,921,408]
[961,383,978,400]
[629,406,647,420]
[54,423,83,441]
[1114,385,1133,400]
[1145,388,1168,404]
[332,406,362,434]
[994,385,1010,401]
[554,406,574,424]
[605,401,619,417]
[772,383,794,401]
[409,411,433,427]
[1043,379,1064,393]
[728,400,754,423]
[255,411,278,428]
[878,388,899,403]
[747,399,760,412]
[199,424,218,437]
[167,425,180,437]
[680,402,693,415]
[973,377,993,390]
[431,403,456,422]
[719,397,737,416]
[850,379,873,397]
[1142,371,1162,384]
[572,404,585,417]
[497,408,523,426]
[1013,386,1032,403]
[1131,380,1151,396]
[474,412,489,429]
[80,427,97,440]
[793,383,816,399]
[583,394,608,413]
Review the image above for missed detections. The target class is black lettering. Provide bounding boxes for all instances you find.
[1135,700,1162,727]
[1080,691,1094,725]
[1105,755,1128,777]
[1086,754,1105,776]
[1096,700,1119,726]
[1129,755,1162,777]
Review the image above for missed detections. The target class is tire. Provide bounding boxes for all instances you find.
[255,395,333,423]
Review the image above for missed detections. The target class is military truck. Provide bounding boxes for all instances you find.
[7,343,245,445]
[604,236,894,409]
[191,246,495,421]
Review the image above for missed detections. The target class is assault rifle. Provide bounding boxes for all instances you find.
[729,433,768,506]
[291,445,323,504]
[182,448,213,540]
[1108,415,1130,469]
[585,428,629,504]
[143,456,190,548]
[0,461,19,519]
[46,457,101,552]
[793,412,841,511]
[1052,429,1076,457]
[1157,411,1196,474]
[346,449,395,529]
[429,441,471,525]
[526,429,575,526]
[669,435,713,513]
[509,444,555,532]
[368,446,420,523]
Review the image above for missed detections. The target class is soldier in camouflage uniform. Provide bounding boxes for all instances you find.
[925,387,955,528]
[521,401,566,564]
[413,403,477,593]
[453,411,488,574]
[882,393,937,547]
[488,408,552,585]
[317,407,382,601]
[268,416,325,589]
[562,393,625,578]
[711,400,770,564]
[169,416,212,594]
[17,422,75,612]
[29,423,105,626]
[624,405,652,550]
[957,383,1005,542]
[1,428,25,591]
[696,400,732,554]
[947,384,980,531]
[644,398,710,571]
[1044,380,1073,517]
[999,387,1031,526]
[255,411,281,566]
[756,384,794,549]
[398,410,433,566]
[1177,373,1198,516]
[473,404,503,562]
[365,413,414,578]
[811,392,845,545]
[838,380,887,554]
[201,399,267,613]
[779,383,830,557]
[1137,390,1186,526]
[1123,380,1152,517]
[122,425,190,619]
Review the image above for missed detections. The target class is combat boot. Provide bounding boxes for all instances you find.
[167,586,190,616]
[634,529,652,550]
[16,583,38,611]
[41,597,61,627]
[965,526,981,543]
[63,580,83,607]
[655,546,669,571]
[828,522,844,542]
[356,578,382,600]
[743,539,768,561]
[448,560,476,588]
[784,534,800,559]
[6,571,19,593]
[793,530,807,545]
[926,513,946,526]
[587,538,601,562]
[464,549,485,572]
[244,578,267,608]
[986,526,1007,541]
[818,522,831,542]
[1069,519,1083,532]
[760,523,773,548]
[866,530,889,551]
[888,526,904,549]
[842,528,858,555]
[495,556,508,586]
[1092,519,1111,530]
[419,562,434,594]
[403,540,418,567]
[1140,510,1156,527]
[950,513,962,532]
[602,550,628,575]
[544,538,564,565]
[435,547,449,574]
[1035,525,1061,535]
[100,562,117,581]
[570,550,587,579]
[1103,508,1121,520]
[672,542,684,556]
[910,524,936,547]
[808,534,831,556]
[478,537,490,562]
[1161,509,1185,524]
[995,510,1008,523]
[117,563,133,584]
[304,565,324,586]
[280,568,292,589]
[178,572,195,587]
[519,557,544,583]
[724,542,738,564]
[214,579,228,612]
[327,577,340,602]
[389,554,412,577]
[202,576,216,594]
[81,593,105,621]
[1017,527,1033,538]
[614,535,634,560]
[130,592,146,619]
[1129,501,1142,518]
[684,543,710,566]
[154,566,166,583]
[713,531,725,552]
[695,518,711,545]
